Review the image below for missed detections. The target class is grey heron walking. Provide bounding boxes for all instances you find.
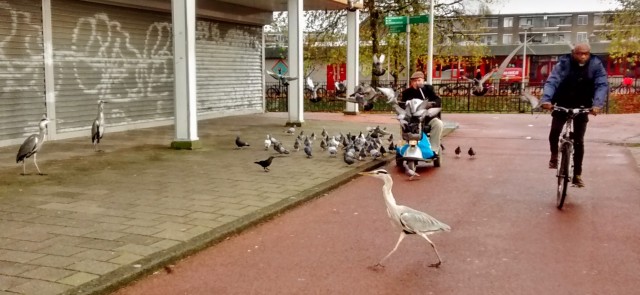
[359,169,451,268]
[16,117,50,175]
[91,100,108,151]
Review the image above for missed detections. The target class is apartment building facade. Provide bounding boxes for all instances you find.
[439,11,632,82]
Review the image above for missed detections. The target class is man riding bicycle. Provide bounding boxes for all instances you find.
[540,42,608,187]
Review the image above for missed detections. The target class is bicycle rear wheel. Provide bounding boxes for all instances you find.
[556,144,571,209]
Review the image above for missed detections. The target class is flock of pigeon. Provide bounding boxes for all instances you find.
[234,125,399,173]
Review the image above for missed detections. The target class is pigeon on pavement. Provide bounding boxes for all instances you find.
[254,156,275,172]
[235,136,250,149]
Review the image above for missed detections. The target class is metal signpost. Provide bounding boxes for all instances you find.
[384,15,430,86]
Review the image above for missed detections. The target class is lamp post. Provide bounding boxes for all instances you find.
[520,24,533,92]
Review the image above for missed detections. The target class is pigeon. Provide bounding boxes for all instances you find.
[321,128,328,138]
[293,139,300,151]
[304,136,312,147]
[388,141,396,153]
[264,138,271,150]
[266,69,298,86]
[328,146,338,157]
[254,156,275,172]
[455,146,461,158]
[285,127,295,135]
[402,161,420,180]
[235,136,250,149]
[320,138,327,151]
[273,142,290,155]
[358,146,367,161]
[310,132,316,141]
[343,153,356,165]
[521,90,541,110]
[376,87,400,105]
[372,54,386,76]
[468,147,476,158]
[304,144,313,158]
[387,134,394,143]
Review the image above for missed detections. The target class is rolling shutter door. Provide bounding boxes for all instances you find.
[196,20,263,114]
[51,0,174,133]
[0,0,46,141]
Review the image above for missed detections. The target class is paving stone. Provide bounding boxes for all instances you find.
[186,211,224,221]
[109,253,143,265]
[57,272,99,287]
[155,222,194,231]
[154,215,193,224]
[83,231,129,241]
[19,266,76,282]
[147,239,181,251]
[215,208,249,217]
[152,229,197,242]
[117,234,163,246]
[0,261,38,276]
[28,255,82,268]
[76,239,125,251]
[0,240,51,252]
[36,244,86,257]
[67,259,120,275]
[73,249,119,262]
[121,226,164,236]
[0,275,29,291]
[0,250,45,263]
[113,244,158,256]
[9,279,71,295]
[123,219,163,227]
[186,218,223,228]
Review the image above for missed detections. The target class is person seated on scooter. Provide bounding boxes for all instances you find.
[401,71,444,156]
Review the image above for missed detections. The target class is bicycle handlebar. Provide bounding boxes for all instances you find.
[552,105,592,114]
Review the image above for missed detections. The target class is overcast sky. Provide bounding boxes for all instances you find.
[486,0,620,14]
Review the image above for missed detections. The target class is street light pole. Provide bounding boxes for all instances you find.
[427,0,434,85]
[520,24,532,93]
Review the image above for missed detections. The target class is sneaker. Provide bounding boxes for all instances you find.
[549,157,558,169]
[572,175,585,188]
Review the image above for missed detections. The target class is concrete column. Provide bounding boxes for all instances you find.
[42,0,57,139]
[170,0,200,149]
[286,0,304,126]
[345,9,360,115]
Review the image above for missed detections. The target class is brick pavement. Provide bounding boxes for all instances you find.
[0,112,456,295]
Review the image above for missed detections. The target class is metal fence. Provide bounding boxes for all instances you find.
[265,80,613,113]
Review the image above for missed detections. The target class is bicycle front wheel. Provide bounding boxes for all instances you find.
[556,144,571,209]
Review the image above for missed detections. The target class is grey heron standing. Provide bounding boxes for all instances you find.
[91,100,108,151]
[359,169,451,268]
[16,117,51,175]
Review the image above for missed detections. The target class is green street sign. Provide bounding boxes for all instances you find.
[409,14,429,24]
[385,16,407,26]
[389,24,406,33]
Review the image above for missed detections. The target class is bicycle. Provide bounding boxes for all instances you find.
[553,105,591,210]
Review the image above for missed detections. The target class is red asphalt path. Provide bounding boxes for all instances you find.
[114,113,640,295]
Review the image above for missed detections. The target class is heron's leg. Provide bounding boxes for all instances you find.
[34,153,43,175]
[419,233,443,267]
[22,161,26,175]
[375,232,406,267]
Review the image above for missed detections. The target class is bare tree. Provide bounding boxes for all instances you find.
[607,1,640,61]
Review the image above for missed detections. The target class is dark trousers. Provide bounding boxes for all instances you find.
[549,111,589,175]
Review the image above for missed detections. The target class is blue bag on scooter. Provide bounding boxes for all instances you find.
[396,132,435,159]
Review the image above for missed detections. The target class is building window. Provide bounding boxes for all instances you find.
[502,34,513,45]
[594,15,608,25]
[559,17,566,25]
[483,18,498,28]
[556,34,565,43]
[542,33,548,44]
[504,17,513,27]
[526,18,533,26]
[578,15,588,25]
[577,32,588,43]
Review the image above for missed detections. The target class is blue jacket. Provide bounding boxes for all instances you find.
[541,54,608,108]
